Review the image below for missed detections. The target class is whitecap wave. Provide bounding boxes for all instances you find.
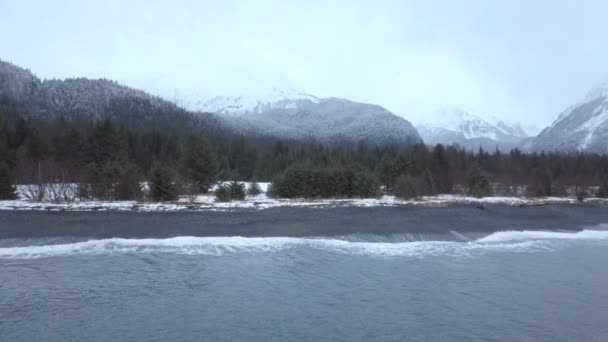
[476,229,608,243]
[0,230,606,259]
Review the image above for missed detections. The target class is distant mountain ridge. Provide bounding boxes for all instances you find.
[200,88,320,116]
[528,81,608,154]
[416,107,529,151]
[198,89,423,146]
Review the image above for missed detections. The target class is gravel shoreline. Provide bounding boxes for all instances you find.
[1,203,607,239]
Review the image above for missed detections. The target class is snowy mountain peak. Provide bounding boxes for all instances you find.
[491,117,534,137]
[429,107,485,134]
[419,107,528,140]
[202,92,422,146]
[199,87,319,115]
[530,80,608,154]
[416,107,530,151]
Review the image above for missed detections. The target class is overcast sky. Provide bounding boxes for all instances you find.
[2,0,608,128]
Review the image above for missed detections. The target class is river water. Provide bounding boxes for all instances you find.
[2,229,608,341]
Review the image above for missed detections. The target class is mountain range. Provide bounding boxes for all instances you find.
[4,59,608,154]
[526,82,608,154]
[0,60,421,146]
[415,108,531,151]
[198,89,422,145]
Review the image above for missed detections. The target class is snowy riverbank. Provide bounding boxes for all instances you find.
[1,193,606,212]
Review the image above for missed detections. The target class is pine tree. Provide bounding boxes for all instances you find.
[160,133,182,166]
[0,162,18,200]
[115,163,142,201]
[214,183,232,202]
[527,167,553,197]
[467,163,492,198]
[228,181,246,200]
[214,181,246,201]
[421,168,437,196]
[247,182,262,196]
[394,175,420,200]
[184,135,218,193]
[150,164,179,202]
[352,170,380,198]
[431,144,454,193]
[377,155,396,193]
[55,127,84,167]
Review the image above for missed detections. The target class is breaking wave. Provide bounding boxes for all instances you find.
[1,230,607,259]
[476,229,608,243]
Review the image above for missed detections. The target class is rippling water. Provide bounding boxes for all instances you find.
[2,230,608,341]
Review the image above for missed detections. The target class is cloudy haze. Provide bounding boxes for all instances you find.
[2,0,608,128]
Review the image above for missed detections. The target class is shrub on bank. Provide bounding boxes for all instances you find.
[247,182,262,196]
[215,181,246,202]
[394,175,420,200]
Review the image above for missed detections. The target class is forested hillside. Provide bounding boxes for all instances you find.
[2,115,608,202]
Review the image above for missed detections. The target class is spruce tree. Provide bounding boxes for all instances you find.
[214,183,232,202]
[394,175,420,200]
[150,164,179,202]
[431,144,453,193]
[422,168,437,196]
[0,162,18,200]
[115,163,142,201]
[247,182,262,196]
[228,181,246,200]
[377,155,396,193]
[184,135,218,193]
[527,167,553,197]
[214,181,246,201]
[467,164,492,198]
[352,170,380,198]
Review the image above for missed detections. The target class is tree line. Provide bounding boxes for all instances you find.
[2,116,608,201]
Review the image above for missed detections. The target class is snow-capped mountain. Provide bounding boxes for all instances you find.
[199,88,320,116]
[529,81,608,154]
[416,107,529,151]
[493,118,534,138]
[200,91,422,146]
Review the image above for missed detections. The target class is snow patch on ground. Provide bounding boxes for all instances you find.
[0,192,603,213]
[0,181,602,212]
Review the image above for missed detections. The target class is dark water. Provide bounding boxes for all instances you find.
[2,230,608,341]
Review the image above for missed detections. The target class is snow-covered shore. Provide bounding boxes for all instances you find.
[1,193,605,212]
[1,181,604,212]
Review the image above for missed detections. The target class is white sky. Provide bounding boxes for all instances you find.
[2,0,608,128]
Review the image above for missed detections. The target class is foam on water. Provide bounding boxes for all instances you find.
[0,230,607,259]
[0,238,532,259]
[476,229,608,243]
